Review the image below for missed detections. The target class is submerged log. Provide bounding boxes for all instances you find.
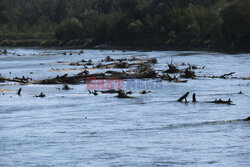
[139,90,152,94]
[177,92,189,102]
[209,98,233,105]
[88,90,98,96]
[192,93,197,102]
[94,89,133,95]
[17,88,22,96]
[160,74,188,83]
[181,69,196,79]
[35,92,46,98]
[117,90,134,98]
[196,72,245,80]
[140,90,147,94]
[220,72,235,79]
[62,85,71,90]
[103,56,115,62]
[97,89,118,94]
[0,76,5,82]
[244,117,250,121]
[164,64,180,73]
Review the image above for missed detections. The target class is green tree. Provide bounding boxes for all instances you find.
[0,0,7,23]
[55,0,68,22]
[220,0,250,48]
[55,18,83,40]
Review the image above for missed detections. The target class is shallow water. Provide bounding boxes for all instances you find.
[0,49,250,167]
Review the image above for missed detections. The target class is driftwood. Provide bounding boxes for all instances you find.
[208,99,233,105]
[79,50,84,55]
[160,74,188,83]
[178,92,189,102]
[17,88,22,96]
[96,89,118,94]
[89,89,133,98]
[101,56,156,63]
[29,69,158,84]
[116,90,134,98]
[88,90,98,96]
[28,57,159,85]
[35,92,46,98]
[103,56,115,62]
[177,92,234,105]
[197,72,238,79]
[230,117,250,122]
[244,117,250,121]
[126,91,133,95]
[164,64,180,73]
[0,49,8,55]
[95,62,130,69]
[139,90,152,94]
[181,69,196,79]
[94,89,134,95]
[192,93,197,102]
[62,85,71,90]
[220,72,235,79]
[0,76,30,83]
[197,74,250,80]
[232,77,250,80]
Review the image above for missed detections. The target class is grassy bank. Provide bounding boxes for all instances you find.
[0,33,58,47]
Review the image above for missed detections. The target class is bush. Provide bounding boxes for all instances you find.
[127,20,145,39]
[55,18,83,41]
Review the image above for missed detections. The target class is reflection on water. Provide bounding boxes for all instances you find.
[0,49,250,167]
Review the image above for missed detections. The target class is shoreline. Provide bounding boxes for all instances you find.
[0,38,249,54]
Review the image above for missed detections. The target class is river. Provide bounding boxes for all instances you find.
[0,48,250,167]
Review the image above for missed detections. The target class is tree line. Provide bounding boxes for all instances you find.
[0,0,249,50]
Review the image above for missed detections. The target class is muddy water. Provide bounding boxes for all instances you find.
[0,49,250,167]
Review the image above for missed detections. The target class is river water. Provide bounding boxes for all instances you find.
[0,49,250,167]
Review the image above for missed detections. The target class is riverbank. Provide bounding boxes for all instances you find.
[0,33,249,53]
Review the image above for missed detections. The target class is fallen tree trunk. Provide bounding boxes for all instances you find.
[116,90,134,98]
[29,69,158,85]
[177,92,189,102]
[0,76,29,83]
[208,98,233,105]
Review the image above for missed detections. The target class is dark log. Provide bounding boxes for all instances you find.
[209,98,233,105]
[140,90,147,94]
[244,117,250,121]
[164,64,179,73]
[192,93,197,102]
[126,91,133,95]
[93,90,98,96]
[62,85,71,90]
[98,89,118,94]
[178,92,189,102]
[0,76,30,83]
[17,88,22,96]
[181,69,196,79]
[220,72,235,79]
[35,92,45,98]
[117,90,134,98]
[88,90,98,96]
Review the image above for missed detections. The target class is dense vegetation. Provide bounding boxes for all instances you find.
[0,0,249,51]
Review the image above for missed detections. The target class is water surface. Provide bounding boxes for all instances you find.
[0,49,250,167]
